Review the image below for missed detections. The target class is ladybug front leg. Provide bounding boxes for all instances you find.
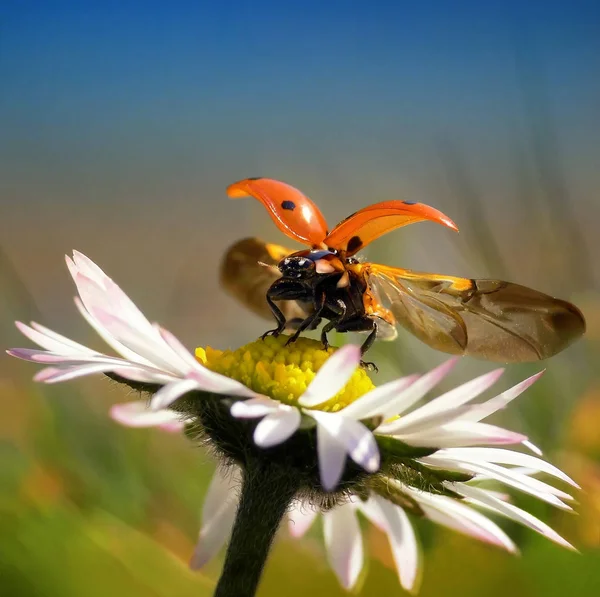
[334,316,379,372]
[358,324,379,372]
[320,299,347,350]
[261,294,288,340]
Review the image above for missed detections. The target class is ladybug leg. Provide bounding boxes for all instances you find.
[358,323,379,372]
[320,300,347,350]
[334,316,379,371]
[261,294,288,340]
[359,322,378,355]
[285,293,326,346]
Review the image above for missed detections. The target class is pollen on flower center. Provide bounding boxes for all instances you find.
[195,335,375,411]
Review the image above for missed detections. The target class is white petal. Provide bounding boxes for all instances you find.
[156,421,187,433]
[34,362,148,383]
[340,374,419,420]
[464,372,545,422]
[88,304,187,375]
[157,325,206,371]
[401,486,516,553]
[29,321,98,353]
[522,440,543,456]
[15,321,97,355]
[370,495,420,592]
[356,498,389,532]
[464,487,511,502]
[65,254,79,282]
[151,366,255,407]
[316,421,348,491]
[150,378,201,410]
[110,401,185,431]
[74,297,156,366]
[190,468,241,569]
[406,369,504,420]
[70,252,160,342]
[431,448,578,487]
[399,421,526,448]
[421,456,573,508]
[508,466,542,477]
[254,408,301,447]
[71,266,194,377]
[288,503,319,538]
[471,462,574,503]
[376,358,459,421]
[187,367,257,399]
[451,483,575,550]
[7,348,85,363]
[323,504,364,590]
[378,404,474,436]
[70,250,109,285]
[298,345,362,407]
[111,367,178,385]
[309,411,380,473]
[15,253,257,402]
[73,270,155,342]
[230,397,280,418]
[10,350,164,374]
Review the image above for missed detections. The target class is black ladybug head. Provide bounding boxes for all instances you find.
[278,255,316,279]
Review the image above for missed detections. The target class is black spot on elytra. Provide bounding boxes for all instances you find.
[347,236,363,253]
[247,177,262,181]
[402,201,417,205]
[281,200,296,211]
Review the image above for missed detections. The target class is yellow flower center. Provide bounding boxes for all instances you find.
[195,335,375,412]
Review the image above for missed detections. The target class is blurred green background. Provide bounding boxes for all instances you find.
[1,1,599,595]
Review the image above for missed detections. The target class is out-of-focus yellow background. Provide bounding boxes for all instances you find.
[1,2,599,595]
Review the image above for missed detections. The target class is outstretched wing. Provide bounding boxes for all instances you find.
[220,237,310,323]
[226,178,329,247]
[325,200,458,255]
[366,264,586,363]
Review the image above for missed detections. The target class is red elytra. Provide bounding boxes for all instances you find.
[226,177,458,255]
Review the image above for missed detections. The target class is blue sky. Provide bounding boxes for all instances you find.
[0,1,598,227]
[2,1,597,186]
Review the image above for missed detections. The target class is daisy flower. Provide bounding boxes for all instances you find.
[117,377,575,593]
[7,251,578,597]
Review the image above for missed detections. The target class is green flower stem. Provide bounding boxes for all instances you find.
[104,374,310,596]
[214,462,300,597]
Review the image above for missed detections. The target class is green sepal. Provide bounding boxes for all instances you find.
[429,469,475,483]
[390,459,464,498]
[376,435,437,460]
